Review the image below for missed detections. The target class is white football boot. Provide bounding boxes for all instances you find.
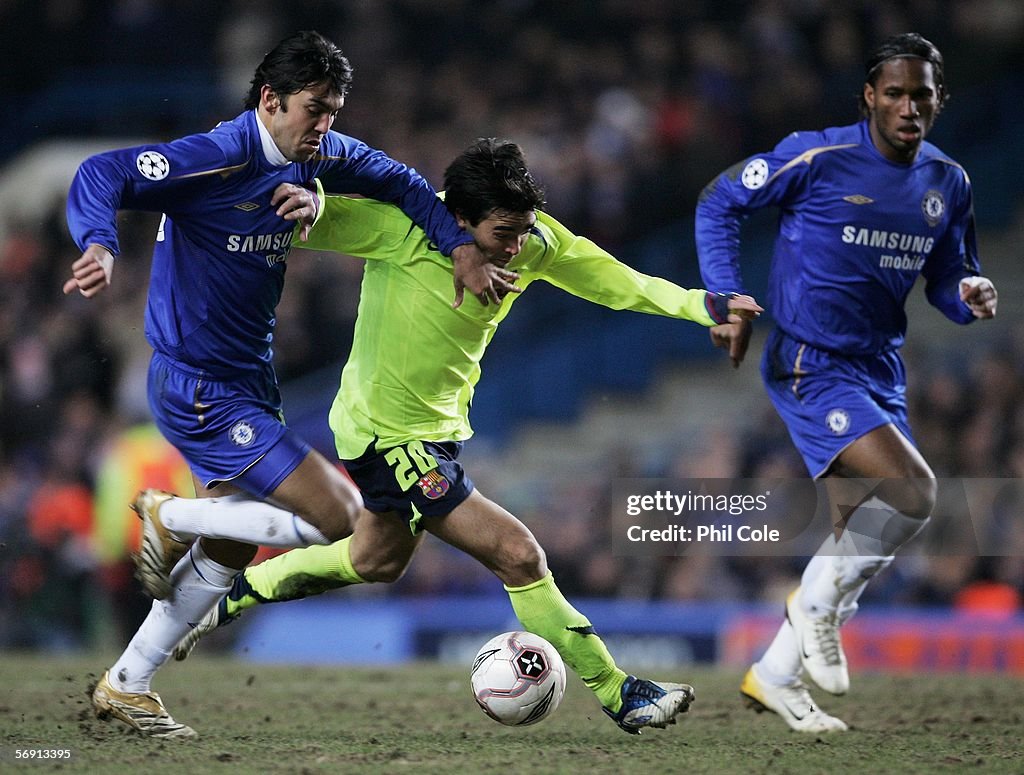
[741,664,848,733]
[603,676,695,734]
[786,588,850,695]
[131,489,190,600]
[92,671,196,738]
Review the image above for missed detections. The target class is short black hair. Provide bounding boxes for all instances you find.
[244,30,354,110]
[859,32,947,116]
[442,139,546,225]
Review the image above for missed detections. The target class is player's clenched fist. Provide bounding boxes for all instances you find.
[959,276,997,319]
[62,244,114,297]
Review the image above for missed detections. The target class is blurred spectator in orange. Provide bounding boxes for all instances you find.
[954,558,1022,619]
[91,423,193,645]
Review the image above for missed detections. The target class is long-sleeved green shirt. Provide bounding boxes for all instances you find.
[297,193,717,458]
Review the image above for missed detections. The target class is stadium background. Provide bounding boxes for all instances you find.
[0,1,1021,673]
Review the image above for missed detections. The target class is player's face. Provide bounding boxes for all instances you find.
[864,58,940,163]
[458,209,536,267]
[264,83,344,162]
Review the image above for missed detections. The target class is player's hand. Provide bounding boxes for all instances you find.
[272,182,320,242]
[62,244,113,298]
[451,242,522,308]
[709,319,753,368]
[959,276,997,319]
[726,293,763,323]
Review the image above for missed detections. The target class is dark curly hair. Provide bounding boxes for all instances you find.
[859,32,947,117]
[244,31,353,110]
[442,139,547,225]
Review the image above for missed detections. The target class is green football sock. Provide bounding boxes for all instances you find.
[228,537,366,617]
[506,572,627,711]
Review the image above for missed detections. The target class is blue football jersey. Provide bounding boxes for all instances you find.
[66,110,471,376]
[696,120,979,355]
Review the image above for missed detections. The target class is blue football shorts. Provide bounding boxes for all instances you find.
[342,439,475,531]
[147,352,310,498]
[760,328,915,479]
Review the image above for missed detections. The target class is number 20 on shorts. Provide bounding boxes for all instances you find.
[384,441,439,490]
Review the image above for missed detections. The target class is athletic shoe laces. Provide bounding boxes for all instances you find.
[812,614,843,665]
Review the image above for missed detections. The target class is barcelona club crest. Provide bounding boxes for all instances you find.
[418,469,450,499]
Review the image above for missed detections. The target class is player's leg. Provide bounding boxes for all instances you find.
[148,447,361,551]
[172,436,451,659]
[747,334,917,727]
[135,356,361,598]
[761,372,937,704]
[218,436,461,606]
[204,509,421,619]
[786,424,934,692]
[173,509,423,660]
[808,426,934,617]
[424,490,623,698]
[426,490,694,734]
[94,475,252,737]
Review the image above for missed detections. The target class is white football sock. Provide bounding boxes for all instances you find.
[755,620,803,686]
[760,498,929,686]
[160,492,330,547]
[800,497,926,614]
[108,542,237,693]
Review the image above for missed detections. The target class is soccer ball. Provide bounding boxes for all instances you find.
[470,631,566,726]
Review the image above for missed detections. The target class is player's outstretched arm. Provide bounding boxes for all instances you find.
[62,244,114,298]
[959,276,997,319]
[450,242,522,309]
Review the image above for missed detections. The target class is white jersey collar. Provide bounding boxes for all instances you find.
[254,109,290,167]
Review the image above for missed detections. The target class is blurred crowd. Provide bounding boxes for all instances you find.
[1,0,1022,650]
[4,1,1023,235]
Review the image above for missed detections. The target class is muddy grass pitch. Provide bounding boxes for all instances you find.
[1,654,1021,773]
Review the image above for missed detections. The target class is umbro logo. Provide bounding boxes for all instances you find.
[843,194,874,205]
[234,202,260,211]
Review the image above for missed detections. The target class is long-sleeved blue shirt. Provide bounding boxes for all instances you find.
[67,110,471,377]
[696,120,979,355]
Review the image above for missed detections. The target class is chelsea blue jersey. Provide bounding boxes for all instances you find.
[696,120,979,355]
[66,110,471,377]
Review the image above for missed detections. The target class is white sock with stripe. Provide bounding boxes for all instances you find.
[108,542,237,693]
[159,493,330,547]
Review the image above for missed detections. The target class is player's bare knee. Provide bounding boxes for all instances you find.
[317,513,354,542]
[906,484,936,520]
[501,537,547,584]
[333,480,362,524]
[303,507,354,543]
[880,477,936,519]
[315,484,361,541]
[358,554,411,584]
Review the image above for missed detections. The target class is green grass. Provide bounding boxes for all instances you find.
[1,654,1021,774]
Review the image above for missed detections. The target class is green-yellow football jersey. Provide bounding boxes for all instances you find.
[296,194,718,458]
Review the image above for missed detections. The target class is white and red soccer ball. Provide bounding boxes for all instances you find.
[470,631,566,726]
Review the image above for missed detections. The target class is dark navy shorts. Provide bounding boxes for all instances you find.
[760,328,915,479]
[342,439,475,531]
[147,352,310,498]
